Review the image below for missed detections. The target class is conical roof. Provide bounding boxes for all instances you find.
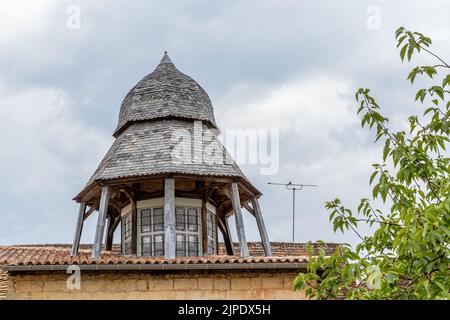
[114,52,217,137]
[76,53,260,200]
[86,120,247,185]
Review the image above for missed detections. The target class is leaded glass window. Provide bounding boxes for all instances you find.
[207,209,217,254]
[125,199,213,258]
[121,213,132,255]
[138,207,165,257]
[175,207,200,256]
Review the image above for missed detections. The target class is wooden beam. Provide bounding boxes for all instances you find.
[223,207,235,218]
[197,181,210,256]
[242,202,256,217]
[164,178,176,259]
[92,186,110,259]
[83,205,97,220]
[230,182,249,257]
[105,214,121,251]
[215,212,219,254]
[223,182,256,206]
[98,174,166,186]
[218,216,234,255]
[98,174,231,187]
[252,198,272,256]
[222,186,231,199]
[175,191,203,199]
[135,190,164,201]
[119,188,134,204]
[237,181,258,199]
[108,202,121,212]
[173,175,231,184]
[201,199,208,255]
[130,183,140,255]
[195,181,204,194]
[105,214,113,251]
[223,186,254,217]
[75,183,101,203]
[111,215,121,233]
[131,201,138,255]
[71,202,86,256]
[224,216,234,253]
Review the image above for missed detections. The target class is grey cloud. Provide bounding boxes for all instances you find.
[0,0,449,246]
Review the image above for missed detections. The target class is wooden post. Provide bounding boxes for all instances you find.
[131,202,138,255]
[131,183,139,255]
[224,216,234,253]
[92,186,110,259]
[104,214,112,251]
[105,214,120,251]
[83,205,97,220]
[71,202,86,256]
[218,216,235,255]
[251,198,272,256]
[230,182,249,257]
[215,213,219,254]
[201,199,208,255]
[164,178,176,259]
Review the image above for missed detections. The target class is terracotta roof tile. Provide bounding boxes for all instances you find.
[0,242,337,267]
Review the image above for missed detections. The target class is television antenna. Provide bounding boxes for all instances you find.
[268,182,318,242]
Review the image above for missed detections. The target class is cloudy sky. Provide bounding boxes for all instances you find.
[1,0,449,247]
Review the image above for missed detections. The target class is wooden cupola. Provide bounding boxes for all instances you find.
[71,52,272,259]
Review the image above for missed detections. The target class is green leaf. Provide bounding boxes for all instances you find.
[422,66,436,78]
[423,107,435,116]
[442,74,450,87]
[383,139,390,161]
[369,171,378,185]
[407,67,419,83]
[415,89,426,102]
[407,44,414,61]
[400,44,408,61]
[431,86,445,100]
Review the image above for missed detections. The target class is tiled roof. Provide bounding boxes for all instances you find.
[85,120,248,186]
[0,242,337,267]
[114,52,217,137]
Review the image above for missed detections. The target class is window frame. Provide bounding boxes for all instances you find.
[121,197,216,257]
[137,206,165,257]
[175,206,202,257]
[206,208,217,254]
[121,212,132,255]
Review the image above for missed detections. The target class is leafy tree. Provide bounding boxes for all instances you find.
[293,27,450,300]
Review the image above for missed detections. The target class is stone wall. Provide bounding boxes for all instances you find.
[0,268,8,300]
[5,270,305,300]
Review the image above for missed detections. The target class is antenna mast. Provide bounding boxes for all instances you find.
[268,182,318,242]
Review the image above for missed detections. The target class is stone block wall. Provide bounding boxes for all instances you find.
[5,270,305,300]
[0,268,8,300]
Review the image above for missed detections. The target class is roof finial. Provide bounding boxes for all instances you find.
[159,51,173,65]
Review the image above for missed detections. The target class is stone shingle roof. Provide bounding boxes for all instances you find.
[78,53,258,196]
[0,242,338,267]
[87,119,247,185]
[114,52,217,137]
